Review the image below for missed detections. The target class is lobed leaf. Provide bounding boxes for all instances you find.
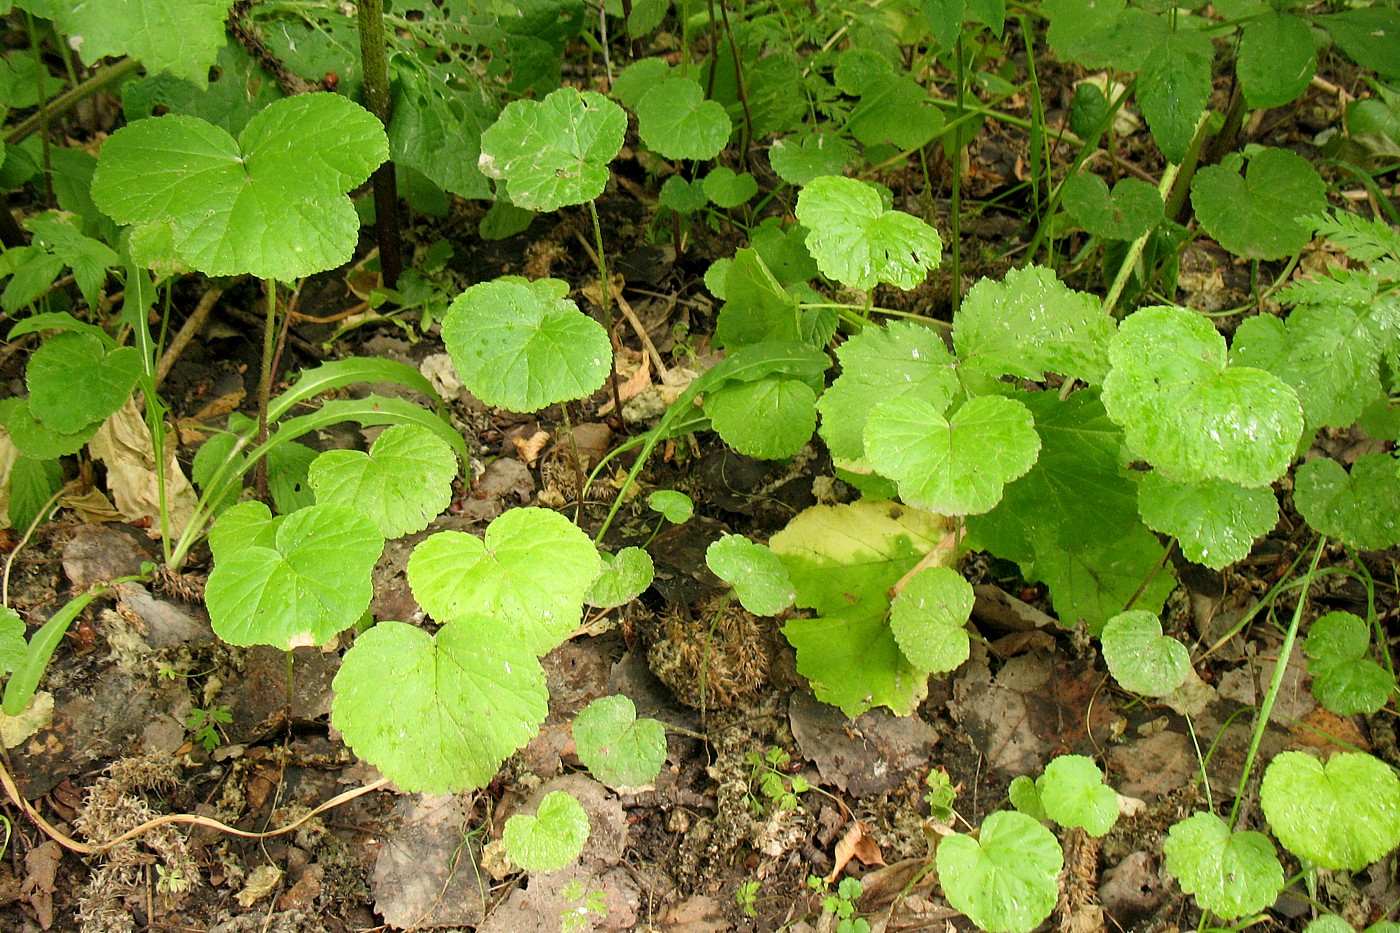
[865,394,1040,516]
[92,94,388,280]
[954,266,1114,385]
[705,534,796,616]
[309,424,458,538]
[1102,305,1302,487]
[478,87,626,211]
[636,77,731,160]
[1293,453,1400,550]
[332,618,547,794]
[936,811,1062,933]
[503,791,590,872]
[1101,610,1190,697]
[1260,751,1400,871]
[442,277,611,413]
[205,501,383,649]
[817,320,958,462]
[1135,473,1278,570]
[572,695,667,788]
[1038,755,1119,837]
[1163,813,1283,919]
[796,176,942,290]
[407,508,602,656]
[888,566,973,674]
[1190,148,1328,261]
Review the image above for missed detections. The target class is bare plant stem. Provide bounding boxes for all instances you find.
[257,278,277,500]
[358,0,402,289]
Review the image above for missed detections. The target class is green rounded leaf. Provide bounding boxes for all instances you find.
[407,508,603,655]
[704,377,817,460]
[46,0,232,87]
[636,77,731,160]
[705,534,796,616]
[768,132,853,186]
[92,93,388,279]
[478,88,626,211]
[936,810,1062,933]
[1163,812,1283,919]
[659,175,709,215]
[795,175,943,290]
[1305,611,1394,716]
[205,501,384,648]
[26,332,141,434]
[332,618,546,794]
[1238,12,1316,109]
[889,566,972,674]
[308,424,457,538]
[818,320,958,462]
[702,167,759,208]
[0,607,26,676]
[503,791,590,872]
[1190,148,1328,261]
[1261,751,1400,870]
[1294,454,1400,550]
[3,397,97,459]
[1231,304,1387,432]
[1101,610,1190,697]
[865,394,1040,516]
[1061,173,1163,241]
[1136,473,1278,570]
[1009,774,1047,821]
[1038,754,1119,837]
[648,489,694,524]
[572,695,667,787]
[772,500,954,716]
[586,547,654,609]
[953,265,1115,385]
[442,277,610,413]
[1102,305,1302,487]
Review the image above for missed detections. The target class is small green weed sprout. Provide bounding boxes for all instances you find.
[559,878,607,932]
[744,746,811,814]
[808,875,869,933]
[185,705,232,752]
[923,766,958,824]
[735,879,760,917]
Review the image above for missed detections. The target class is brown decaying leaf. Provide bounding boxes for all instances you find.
[826,819,885,883]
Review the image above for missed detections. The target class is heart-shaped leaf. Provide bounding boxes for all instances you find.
[308,424,458,538]
[478,87,626,211]
[1260,751,1400,871]
[442,277,610,413]
[1061,173,1163,241]
[768,132,854,186]
[636,77,731,160]
[33,0,232,87]
[703,167,759,208]
[865,394,1040,516]
[1100,610,1190,696]
[796,175,943,290]
[954,265,1115,385]
[1190,148,1328,260]
[92,93,388,280]
[704,377,817,460]
[205,501,384,648]
[889,566,973,674]
[1293,453,1400,550]
[648,490,694,524]
[503,790,589,872]
[25,332,142,434]
[705,534,796,616]
[1038,755,1119,837]
[936,811,1062,933]
[332,618,546,794]
[407,507,602,655]
[1305,611,1395,716]
[572,695,667,788]
[1136,472,1279,569]
[1163,813,1284,919]
[818,320,959,461]
[1102,305,1302,487]
[585,547,655,609]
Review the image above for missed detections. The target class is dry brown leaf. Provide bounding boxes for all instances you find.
[826,819,885,883]
[512,430,551,467]
[88,397,198,537]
